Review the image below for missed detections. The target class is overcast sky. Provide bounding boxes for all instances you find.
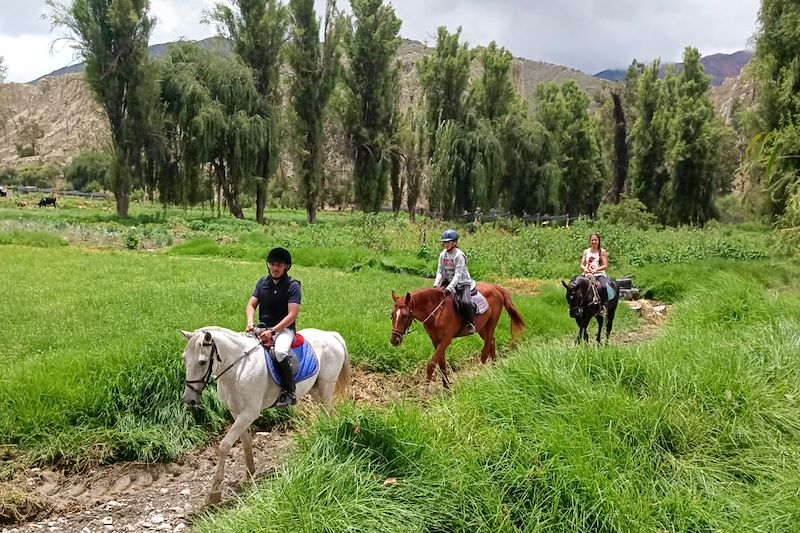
[0,0,761,84]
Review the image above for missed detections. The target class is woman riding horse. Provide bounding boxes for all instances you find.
[564,233,619,343]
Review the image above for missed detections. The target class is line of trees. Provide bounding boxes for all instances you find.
[41,0,747,227]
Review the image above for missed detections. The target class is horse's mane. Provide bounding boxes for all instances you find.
[409,287,444,308]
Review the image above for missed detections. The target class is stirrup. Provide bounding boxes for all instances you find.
[598,305,607,318]
[465,323,476,335]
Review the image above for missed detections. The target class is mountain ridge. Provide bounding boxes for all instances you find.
[594,50,754,86]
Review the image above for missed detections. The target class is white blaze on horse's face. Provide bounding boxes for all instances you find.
[389,294,413,347]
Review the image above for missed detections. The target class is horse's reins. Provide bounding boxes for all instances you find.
[392,296,448,340]
[570,276,601,317]
[184,334,263,394]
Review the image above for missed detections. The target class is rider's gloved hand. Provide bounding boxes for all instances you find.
[443,287,452,296]
[246,323,255,333]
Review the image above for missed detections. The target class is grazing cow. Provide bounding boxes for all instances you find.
[38,197,57,208]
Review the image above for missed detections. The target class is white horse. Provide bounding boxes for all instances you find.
[180,326,350,504]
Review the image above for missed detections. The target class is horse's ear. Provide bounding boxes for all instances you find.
[561,280,569,289]
[404,292,411,305]
[391,290,399,302]
[180,330,193,340]
[203,331,212,343]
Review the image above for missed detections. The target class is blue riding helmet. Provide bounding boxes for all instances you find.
[440,229,459,242]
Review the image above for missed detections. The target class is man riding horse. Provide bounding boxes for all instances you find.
[245,247,301,408]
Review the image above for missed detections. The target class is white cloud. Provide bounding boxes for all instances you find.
[0,0,761,83]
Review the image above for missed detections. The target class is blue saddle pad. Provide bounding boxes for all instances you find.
[264,340,319,386]
[606,284,616,301]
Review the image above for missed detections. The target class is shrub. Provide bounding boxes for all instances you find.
[15,165,63,188]
[63,151,111,191]
[124,228,140,250]
[598,197,656,229]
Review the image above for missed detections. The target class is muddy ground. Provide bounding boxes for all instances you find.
[2,300,667,533]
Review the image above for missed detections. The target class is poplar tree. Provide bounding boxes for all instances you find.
[287,0,345,223]
[46,0,156,217]
[206,0,288,223]
[343,0,401,212]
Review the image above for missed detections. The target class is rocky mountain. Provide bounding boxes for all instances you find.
[595,50,754,86]
[0,38,610,169]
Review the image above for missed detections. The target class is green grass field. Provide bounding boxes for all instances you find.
[2,202,799,530]
[0,243,570,468]
[196,270,800,532]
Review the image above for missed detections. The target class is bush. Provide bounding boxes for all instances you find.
[14,165,63,188]
[63,151,111,192]
[598,197,656,229]
[715,194,757,224]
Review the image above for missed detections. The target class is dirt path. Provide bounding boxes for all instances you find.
[2,300,667,533]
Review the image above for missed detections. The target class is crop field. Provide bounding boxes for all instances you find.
[1,200,799,531]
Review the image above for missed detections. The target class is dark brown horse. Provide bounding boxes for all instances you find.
[562,275,619,344]
[390,283,525,388]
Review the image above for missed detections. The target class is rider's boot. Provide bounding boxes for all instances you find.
[274,357,297,408]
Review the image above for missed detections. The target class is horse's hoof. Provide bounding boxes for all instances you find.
[206,492,222,506]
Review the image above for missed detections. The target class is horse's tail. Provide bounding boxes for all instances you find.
[330,331,351,398]
[498,285,525,341]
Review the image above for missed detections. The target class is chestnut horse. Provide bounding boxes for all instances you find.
[390,283,525,387]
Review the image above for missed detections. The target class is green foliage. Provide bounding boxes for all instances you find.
[746,0,800,219]
[665,47,718,225]
[198,271,800,532]
[417,26,471,151]
[629,60,671,218]
[63,151,111,191]
[206,0,289,223]
[45,0,157,218]
[471,41,516,121]
[123,227,139,249]
[501,111,559,216]
[535,81,605,215]
[2,165,62,188]
[157,44,269,217]
[598,197,656,229]
[343,0,402,213]
[428,117,503,217]
[14,118,45,157]
[287,0,345,223]
[398,106,427,221]
[0,230,68,248]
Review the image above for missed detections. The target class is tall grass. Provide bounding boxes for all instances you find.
[1,201,777,280]
[197,271,800,532]
[0,246,555,467]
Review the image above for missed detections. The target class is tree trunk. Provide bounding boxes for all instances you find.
[611,91,629,203]
[390,150,404,217]
[112,156,130,218]
[227,193,244,219]
[307,201,317,224]
[256,179,266,224]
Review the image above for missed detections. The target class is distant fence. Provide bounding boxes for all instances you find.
[0,185,108,200]
[378,206,590,226]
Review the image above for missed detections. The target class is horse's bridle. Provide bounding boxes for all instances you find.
[569,279,599,318]
[391,297,448,341]
[184,334,262,394]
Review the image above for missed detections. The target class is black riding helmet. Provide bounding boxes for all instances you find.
[266,247,292,269]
